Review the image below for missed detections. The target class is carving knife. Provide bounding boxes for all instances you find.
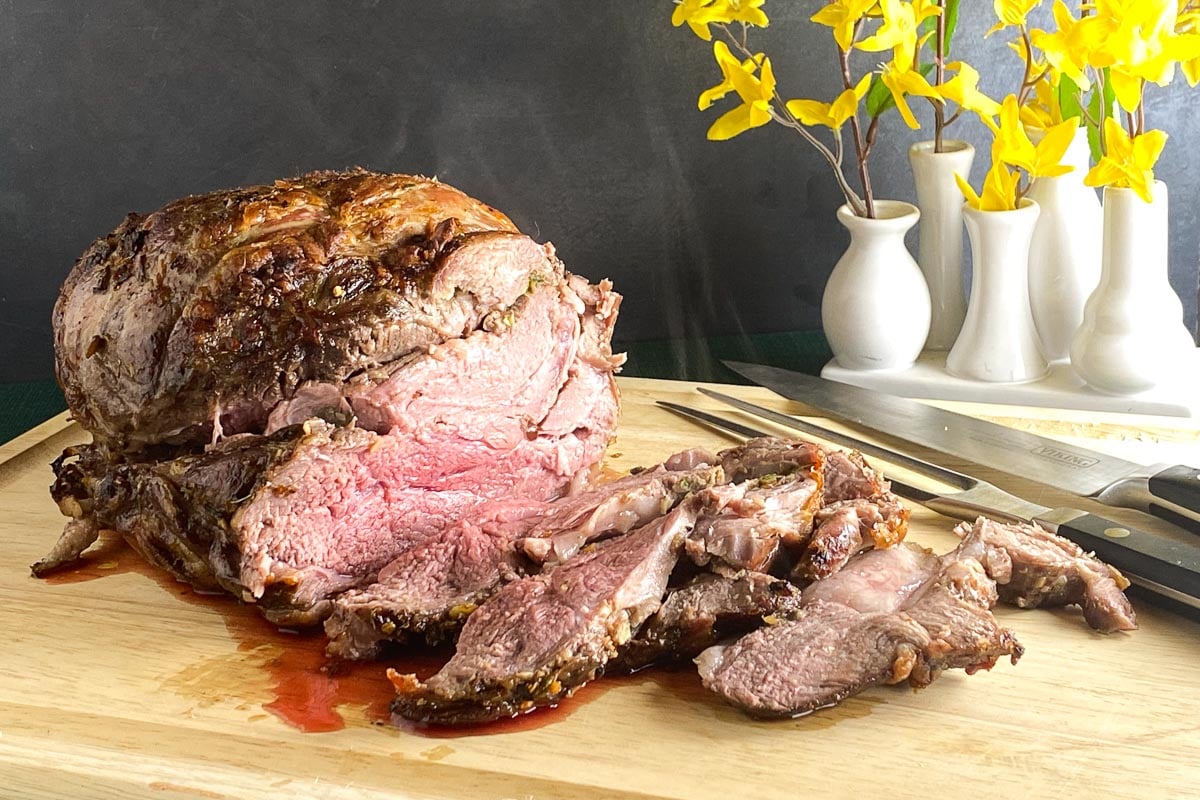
[723,360,1200,535]
[658,396,1200,612]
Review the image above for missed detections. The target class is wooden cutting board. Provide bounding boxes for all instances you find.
[3,376,1199,799]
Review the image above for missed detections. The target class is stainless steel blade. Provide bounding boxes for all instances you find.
[723,360,1188,523]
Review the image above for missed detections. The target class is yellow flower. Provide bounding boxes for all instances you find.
[988,0,1042,36]
[1106,68,1146,112]
[1028,118,1079,178]
[1018,76,1063,129]
[881,59,941,129]
[985,95,1038,173]
[858,0,923,63]
[937,62,1002,120]
[699,44,765,109]
[1079,0,1200,108]
[1084,117,1168,202]
[700,40,777,140]
[786,74,873,129]
[955,163,1021,211]
[1029,0,1095,89]
[1179,3,1200,84]
[911,0,943,25]
[811,0,879,52]
[672,0,770,41]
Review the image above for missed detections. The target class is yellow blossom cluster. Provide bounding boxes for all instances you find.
[671,0,1001,217]
[1008,0,1200,201]
[956,96,1077,210]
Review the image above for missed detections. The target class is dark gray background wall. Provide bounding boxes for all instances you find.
[2,0,1197,384]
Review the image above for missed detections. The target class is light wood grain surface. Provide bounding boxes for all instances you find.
[2,376,1199,800]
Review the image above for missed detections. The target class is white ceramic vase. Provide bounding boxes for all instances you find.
[1026,126,1102,361]
[821,201,930,371]
[946,199,1048,383]
[908,140,974,350]
[1070,182,1194,395]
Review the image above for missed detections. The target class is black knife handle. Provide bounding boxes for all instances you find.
[1148,465,1200,535]
[1048,511,1200,607]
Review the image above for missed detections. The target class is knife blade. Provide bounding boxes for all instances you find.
[724,360,1200,534]
[660,396,1200,613]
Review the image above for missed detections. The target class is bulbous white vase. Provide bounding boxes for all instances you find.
[1070,182,1195,395]
[1026,126,1102,361]
[946,200,1048,383]
[909,140,974,350]
[821,201,930,371]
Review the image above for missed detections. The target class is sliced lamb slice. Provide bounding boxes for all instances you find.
[614,570,804,673]
[698,536,1022,718]
[663,447,718,471]
[792,492,909,583]
[389,500,699,724]
[685,472,822,573]
[953,516,1137,632]
[695,600,932,718]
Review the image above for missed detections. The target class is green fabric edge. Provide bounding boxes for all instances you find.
[0,380,68,446]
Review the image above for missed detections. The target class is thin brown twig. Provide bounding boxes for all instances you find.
[715,24,867,215]
[1017,26,1038,106]
[838,20,874,217]
[934,0,947,151]
[1095,67,1109,153]
[1136,81,1145,136]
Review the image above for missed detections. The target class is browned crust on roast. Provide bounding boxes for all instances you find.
[54,170,522,449]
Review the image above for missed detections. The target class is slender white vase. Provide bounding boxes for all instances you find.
[821,201,930,371]
[909,140,974,350]
[946,200,1048,383]
[1070,182,1194,395]
[1026,126,1102,361]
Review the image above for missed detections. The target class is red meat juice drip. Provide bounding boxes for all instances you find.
[39,533,617,735]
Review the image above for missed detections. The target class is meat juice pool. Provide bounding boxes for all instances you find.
[40,531,626,735]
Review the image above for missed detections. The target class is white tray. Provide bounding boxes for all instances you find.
[821,348,1200,417]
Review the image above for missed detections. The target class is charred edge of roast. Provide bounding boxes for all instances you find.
[54,171,539,450]
[40,425,327,613]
